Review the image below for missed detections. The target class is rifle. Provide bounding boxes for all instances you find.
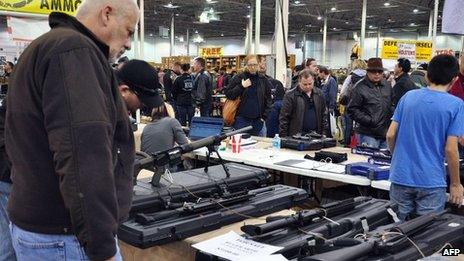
[135,186,275,225]
[241,197,371,236]
[302,211,442,261]
[133,126,253,186]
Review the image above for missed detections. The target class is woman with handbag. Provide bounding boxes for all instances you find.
[224,55,273,136]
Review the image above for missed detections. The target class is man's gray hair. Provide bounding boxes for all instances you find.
[76,0,138,19]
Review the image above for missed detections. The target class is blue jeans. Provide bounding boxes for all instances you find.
[10,224,122,261]
[233,116,264,136]
[389,183,446,221]
[177,105,194,126]
[343,114,353,146]
[0,181,16,261]
[357,134,387,149]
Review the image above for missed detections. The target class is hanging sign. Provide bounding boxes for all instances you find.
[0,0,81,16]
[200,47,224,58]
[381,40,433,62]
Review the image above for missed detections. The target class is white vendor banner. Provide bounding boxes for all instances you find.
[397,43,416,62]
[7,16,49,42]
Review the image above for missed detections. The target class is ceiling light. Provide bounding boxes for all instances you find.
[409,22,416,26]
[149,33,153,37]
[175,13,179,16]
[195,30,198,33]
[295,0,300,4]
[345,21,349,24]
[306,24,312,27]
[331,7,336,11]
[163,2,179,8]
[221,33,224,37]
[317,16,322,20]
[333,27,337,30]
[247,5,250,9]
[369,25,373,29]
[413,9,419,13]
[246,14,251,18]
[384,2,390,7]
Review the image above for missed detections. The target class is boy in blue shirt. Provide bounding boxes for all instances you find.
[386,54,464,221]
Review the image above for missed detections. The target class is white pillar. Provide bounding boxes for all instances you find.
[248,5,254,54]
[360,0,367,59]
[170,15,175,56]
[140,0,145,59]
[255,0,261,54]
[432,0,439,52]
[134,24,139,59]
[274,0,289,84]
[302,33,307,61]
[322,15,327,65]
[186,29,190,56]
[428,11,433,38]
[376,28,381,57]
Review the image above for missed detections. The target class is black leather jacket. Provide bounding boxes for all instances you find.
[347,77,393,139]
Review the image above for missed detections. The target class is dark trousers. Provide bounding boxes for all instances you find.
[343,113,353,146]
[233,116,263,136]
[177,105,194,126]
[200,102,211,117]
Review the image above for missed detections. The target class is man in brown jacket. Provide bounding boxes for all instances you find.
[279,69,327,137]
[5,1,140,260]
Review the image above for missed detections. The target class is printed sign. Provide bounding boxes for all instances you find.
[381,40,433,62]
[0,0,81,16]
[200,47,224,58]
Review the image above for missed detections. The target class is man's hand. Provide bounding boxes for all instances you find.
[241,79,252,88]
[449,183,464,207]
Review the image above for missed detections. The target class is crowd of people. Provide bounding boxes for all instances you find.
[0,0,463,260]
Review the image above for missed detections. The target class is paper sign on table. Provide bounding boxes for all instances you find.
[192,231,283,261]
[237,254,288,261]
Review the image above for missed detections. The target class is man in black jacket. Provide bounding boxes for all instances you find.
[279,69,327,137]
[347,58,393,149]
[392,58,418,107]
[192,57,213,117]
[5,1,140,260]
[173,63,194,126]
[225,55,272,136]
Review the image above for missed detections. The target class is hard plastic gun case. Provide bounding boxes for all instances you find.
[131,163,270,214]
[301,211,464,261]
[346,162,390,180]
[195,197,399,261]
[119,185,308,248]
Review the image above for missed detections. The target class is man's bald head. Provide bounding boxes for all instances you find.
[76,0,139,62]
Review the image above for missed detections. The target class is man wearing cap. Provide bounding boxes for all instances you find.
[392,58,418,108]
[5,0,139,260]
[347,58,393,149]
[116,59,165,113]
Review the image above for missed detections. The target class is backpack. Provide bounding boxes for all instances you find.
[339,73,363,105]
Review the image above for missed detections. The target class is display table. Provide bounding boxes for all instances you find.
[119,209,295,261]
[189,137,371,186]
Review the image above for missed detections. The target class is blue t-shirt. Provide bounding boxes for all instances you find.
[390,88,464,188]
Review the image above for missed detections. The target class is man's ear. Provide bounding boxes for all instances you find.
[100,5,113,26]
[118,84,130,94]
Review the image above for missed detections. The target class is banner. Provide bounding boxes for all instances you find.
[200,47,224,58]
[442,0,464,35]
[7,16,49,41]
[0,0,81,16]
[381,40,433,62]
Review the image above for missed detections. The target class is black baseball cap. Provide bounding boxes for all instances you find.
[116,59,164,110]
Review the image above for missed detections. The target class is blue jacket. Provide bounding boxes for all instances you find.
[266,100,283,137]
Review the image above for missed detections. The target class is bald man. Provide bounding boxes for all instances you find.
[4,1,139,260]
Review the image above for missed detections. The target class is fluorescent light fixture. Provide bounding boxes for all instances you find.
[384,2,390,7]
[413,9,419,13]
[317,16,322,20]
[331,7,336,11]
[163,2,179,8]
[345,21,349,24]
[246,14,251,18]
[369,25,373,29]
[295,0,300,4]
[409,22,416,26]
